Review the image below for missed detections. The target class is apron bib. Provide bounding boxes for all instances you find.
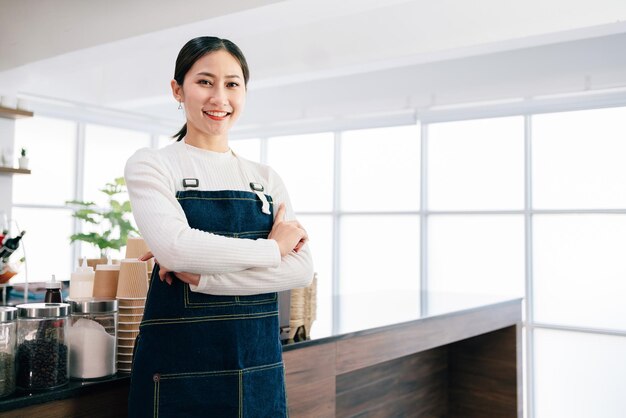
[128,149,287,418]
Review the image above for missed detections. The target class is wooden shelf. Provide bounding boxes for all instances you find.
[0,105,33,119]
[0,166,31,175]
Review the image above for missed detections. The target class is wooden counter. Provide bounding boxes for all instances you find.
[0,293,522,417]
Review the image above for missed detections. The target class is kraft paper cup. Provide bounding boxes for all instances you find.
[118,329,140,340]
[118,321,142,331]
[125,237,150,258]
[118,346,135,356]
[125,238,155,272]
[118,306,145,315]
[117,339,136,348]
[118,313,143,322]
[116,260,149,298]
[117,353,134,361]
[117,297,146,307]
[93,264,120,298]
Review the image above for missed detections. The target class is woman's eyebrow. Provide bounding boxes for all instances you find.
[195,71,241,79]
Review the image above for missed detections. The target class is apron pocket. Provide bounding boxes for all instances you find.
[154,370,241,417]
[184,284,238,307]
[237,292,277,306]
[242,363,288,418]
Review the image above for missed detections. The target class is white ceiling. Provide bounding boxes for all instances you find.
[2,0,626,130]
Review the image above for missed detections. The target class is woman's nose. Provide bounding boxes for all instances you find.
[208,86,228,107]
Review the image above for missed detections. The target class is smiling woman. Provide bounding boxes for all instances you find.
[124,36,313,418]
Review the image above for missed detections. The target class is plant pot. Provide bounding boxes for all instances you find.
[18,156,29,170]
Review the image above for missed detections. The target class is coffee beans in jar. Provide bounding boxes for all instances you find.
[0,306,17,397]
[16,303,70,391]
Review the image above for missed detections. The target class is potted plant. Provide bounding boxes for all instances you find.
[18,148,29,170]
[66,177,138,266]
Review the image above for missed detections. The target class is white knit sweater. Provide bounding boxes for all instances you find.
[124,140,314,295]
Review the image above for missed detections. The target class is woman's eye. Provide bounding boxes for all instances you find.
[227,82,240,88]
[198,80,212,86]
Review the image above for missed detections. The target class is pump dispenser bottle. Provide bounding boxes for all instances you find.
[69,257,95,299]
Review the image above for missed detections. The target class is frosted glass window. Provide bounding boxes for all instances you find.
[83,124,150,207]
[267,133,333,212]
[231,138,261,162]
[13,117,77,205]
[534,329,626,418]
[428,117,524,210]
[534,215,626,330]
[533,107,626,209]
[297,215,332,339]
[428,215,524,296]
[340,215,419,293]
[10,207,74,284]
[341,125,420,211]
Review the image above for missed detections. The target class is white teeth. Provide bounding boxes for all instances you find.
[204,111,228,117]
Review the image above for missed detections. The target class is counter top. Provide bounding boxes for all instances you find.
[283,291,522,351]
[0,291,521,413]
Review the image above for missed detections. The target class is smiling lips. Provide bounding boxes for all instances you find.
[203,110,231,121]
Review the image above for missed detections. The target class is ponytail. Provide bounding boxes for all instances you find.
[173,123,187,142]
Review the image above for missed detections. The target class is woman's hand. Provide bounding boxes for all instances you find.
[139,252,200,286]
[268,203,308,257]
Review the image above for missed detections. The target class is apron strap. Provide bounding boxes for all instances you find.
[176,141,272,215]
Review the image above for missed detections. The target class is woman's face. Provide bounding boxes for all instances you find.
[173,50,246,141]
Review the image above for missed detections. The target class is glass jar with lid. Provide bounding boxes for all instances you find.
[0,306,17,397]
[16,303,70,390]
[68,298,118,379]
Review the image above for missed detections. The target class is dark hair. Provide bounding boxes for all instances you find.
[172,36,250,141]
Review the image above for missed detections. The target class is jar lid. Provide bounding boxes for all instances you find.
[0,306,17,322]
[67,298,118,314]
[17,303,70,319]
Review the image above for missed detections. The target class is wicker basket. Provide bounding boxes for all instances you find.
[286,272,317,341]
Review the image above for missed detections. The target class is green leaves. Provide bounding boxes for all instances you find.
[65,177,138,257]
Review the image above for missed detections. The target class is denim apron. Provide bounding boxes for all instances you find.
[128,147,287,418]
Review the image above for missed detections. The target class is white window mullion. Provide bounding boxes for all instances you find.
[419,123,428,316]
[524,114,535,418]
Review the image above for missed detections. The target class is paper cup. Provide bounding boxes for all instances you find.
[118,313,143,322]
[118,306,145,315]
[93,265,120,298]
[117,339,136,348]
[117,297,146,307]
[116,260,149,298]
[118,346,135,356]
[118,329,140,340]
[118,321,142,331]
[125,237,150,258]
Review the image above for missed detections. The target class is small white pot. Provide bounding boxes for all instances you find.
[18,156,29,170]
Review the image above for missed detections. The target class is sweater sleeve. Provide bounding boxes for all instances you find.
[124,148,281,274]
[190,166,314,295]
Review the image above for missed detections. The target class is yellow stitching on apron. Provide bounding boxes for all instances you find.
[161,370,239,379]
[140,311,278,327]
[184,284,277,307]
[177,197,261,202]
[236,293,277,305]
[238,370,243,418]
[184,284,237,307]
[159,362,283,379]
[191,230,270,236]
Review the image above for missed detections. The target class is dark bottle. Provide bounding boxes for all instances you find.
[0,230,26,261]
[45,275,63,303]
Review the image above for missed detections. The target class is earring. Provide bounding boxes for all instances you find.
[177,101,182,110]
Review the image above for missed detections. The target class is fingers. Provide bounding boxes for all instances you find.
[274,203,286,223]
[139,251,154,261]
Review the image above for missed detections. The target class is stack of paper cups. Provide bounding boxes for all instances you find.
[125,237,154,275]
[116,259,149,373]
